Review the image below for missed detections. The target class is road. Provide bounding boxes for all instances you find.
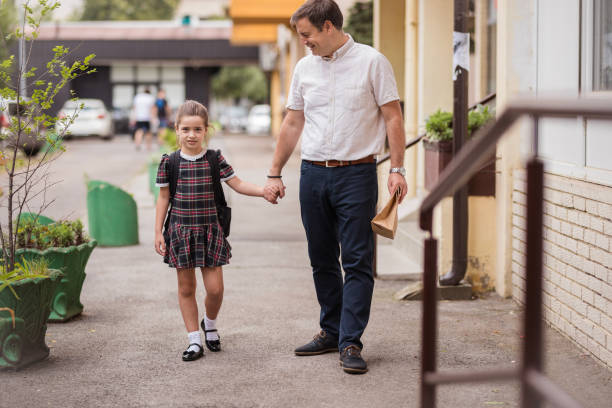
[0,135,151,223]
[0,133,610,407]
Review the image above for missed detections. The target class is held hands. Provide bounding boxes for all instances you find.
[264,177,286,204]
[388,173,408,203]
[154,232,167,256]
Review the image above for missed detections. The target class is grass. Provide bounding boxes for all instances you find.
[0,258,51,300]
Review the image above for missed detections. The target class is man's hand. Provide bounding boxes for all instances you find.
[264,178,286,204]
[388,173,408,203]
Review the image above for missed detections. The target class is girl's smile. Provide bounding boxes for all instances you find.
[177,115,207,155]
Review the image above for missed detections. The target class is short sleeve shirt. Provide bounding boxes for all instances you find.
[286,34,400,161]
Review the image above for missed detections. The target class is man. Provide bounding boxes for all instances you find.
[131,87,155,150]
[264,0,408,374]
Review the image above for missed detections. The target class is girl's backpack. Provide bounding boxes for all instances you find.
[163,149,231,238]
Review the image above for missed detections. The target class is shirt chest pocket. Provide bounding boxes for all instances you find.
[343,86,371,111]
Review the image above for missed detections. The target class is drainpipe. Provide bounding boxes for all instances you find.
[439,0,469,286]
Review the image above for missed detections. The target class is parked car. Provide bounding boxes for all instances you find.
[57,98,113,139]
[111,107,131,135]
[219,106,248,133]
[247,104,271,135]
[0,97,46,156]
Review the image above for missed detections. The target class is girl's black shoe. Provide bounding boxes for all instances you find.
[182,343,203,361]
[201,318,221,352]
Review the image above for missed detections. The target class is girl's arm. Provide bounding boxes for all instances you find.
[154,186,170,256]
[225,176,264,197]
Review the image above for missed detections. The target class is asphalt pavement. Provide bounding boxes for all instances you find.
[1,134,610,407]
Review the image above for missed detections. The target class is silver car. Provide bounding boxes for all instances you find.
[57,98,114,139]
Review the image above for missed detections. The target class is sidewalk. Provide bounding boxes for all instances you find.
[1,134,610,408]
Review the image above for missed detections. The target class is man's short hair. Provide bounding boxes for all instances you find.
[290,0,343,31]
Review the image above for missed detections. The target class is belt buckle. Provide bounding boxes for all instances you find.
[325,160,339,168]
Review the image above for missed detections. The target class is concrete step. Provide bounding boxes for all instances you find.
[375,244,422,280]
[391,219,426,267]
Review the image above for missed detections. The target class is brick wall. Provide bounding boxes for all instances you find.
[512,170,612,369]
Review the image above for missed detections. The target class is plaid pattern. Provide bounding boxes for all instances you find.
[156,151,234,268]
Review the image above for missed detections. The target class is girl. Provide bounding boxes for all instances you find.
[154,100,266,361]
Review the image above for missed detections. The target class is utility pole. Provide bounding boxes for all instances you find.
[439,0,469,286]
[18,0,26,98]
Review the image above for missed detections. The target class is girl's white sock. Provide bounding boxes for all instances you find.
[204,315,219,341]
[187,331,202,352]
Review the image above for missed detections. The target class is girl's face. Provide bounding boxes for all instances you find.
[176,115,207,154]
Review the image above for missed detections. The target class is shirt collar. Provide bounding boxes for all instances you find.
[180,149,206,161]
[322,34,354,61]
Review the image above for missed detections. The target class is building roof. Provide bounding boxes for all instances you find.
[35,20,232,41]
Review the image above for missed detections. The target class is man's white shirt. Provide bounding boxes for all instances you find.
[133,92,155,122]
[286,34,400,161]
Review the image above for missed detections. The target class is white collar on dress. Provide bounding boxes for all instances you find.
[179,150,206,161]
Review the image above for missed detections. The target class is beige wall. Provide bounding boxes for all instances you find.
[495,0,537,297]
[374,0,406,101]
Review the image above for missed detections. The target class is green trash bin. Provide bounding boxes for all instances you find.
[149,159,160,203]
[17,212,55,226]
[87,180,139,246]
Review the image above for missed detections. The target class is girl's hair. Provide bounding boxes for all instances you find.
[174,100,211,146]
[175,100,209,129]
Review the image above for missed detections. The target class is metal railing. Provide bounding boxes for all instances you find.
[418,97,612,408]
[373,93,496,278]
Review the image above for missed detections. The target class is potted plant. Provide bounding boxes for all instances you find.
[14,218,97,322]
[423,105,495,195]
[0,0,95,369]
[0,259,62,369]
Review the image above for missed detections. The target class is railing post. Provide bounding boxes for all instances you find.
[421,234,438,408]
[521,156,544,408]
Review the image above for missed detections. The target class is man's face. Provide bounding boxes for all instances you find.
[295,17,332,57]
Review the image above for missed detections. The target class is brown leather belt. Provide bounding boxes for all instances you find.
[306,155,376,167]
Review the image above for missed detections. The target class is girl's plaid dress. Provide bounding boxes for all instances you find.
[156,150,234,268]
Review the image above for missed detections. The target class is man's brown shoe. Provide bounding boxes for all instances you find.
[294,330,338,356]
[339,345,368,374]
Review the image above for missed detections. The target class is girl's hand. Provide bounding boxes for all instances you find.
[155,232,166,256]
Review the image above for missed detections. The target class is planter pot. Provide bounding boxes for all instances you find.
[16,241,97,322]
[423,138,495,196]
[424,139,453,191]
[0,269,62,370]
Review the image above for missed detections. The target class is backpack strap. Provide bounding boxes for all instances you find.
[168,150,181,200]
[206,149,227,209]
[163,150,181,233]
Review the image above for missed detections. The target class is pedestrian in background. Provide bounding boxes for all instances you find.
[154,88,172,145]
[265,0,408,374]
[131,87,155,150]
[154,100,281,361]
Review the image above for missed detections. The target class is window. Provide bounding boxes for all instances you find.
[593,0,612,90]
[535,0,612,186]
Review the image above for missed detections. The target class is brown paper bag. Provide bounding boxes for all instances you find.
[371,190,400,239]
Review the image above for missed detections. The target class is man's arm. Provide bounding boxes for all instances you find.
[380,100,408,203]
[265,109,305,202]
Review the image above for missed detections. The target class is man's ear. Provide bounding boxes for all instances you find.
[324,20,333,33]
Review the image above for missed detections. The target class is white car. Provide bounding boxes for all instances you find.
[57,98,113,139]
[246,104,271,135]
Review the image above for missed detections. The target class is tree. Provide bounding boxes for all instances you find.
[0,1,17,61]
[0,0,95,271]
[344,1,373,47]
[79,0,179,21]
[211,66,268,103]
